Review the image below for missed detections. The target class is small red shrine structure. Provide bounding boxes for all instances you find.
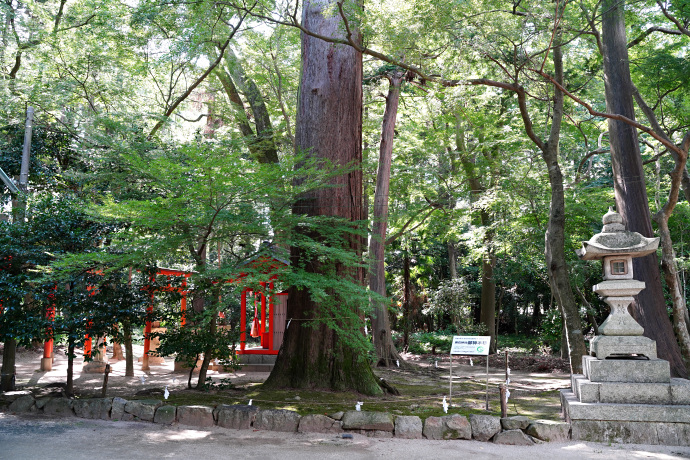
[234,253,289,356]
[34,248,289,372]
[140,248,290,367]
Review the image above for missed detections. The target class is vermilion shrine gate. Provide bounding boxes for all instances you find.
[37,254,289,373]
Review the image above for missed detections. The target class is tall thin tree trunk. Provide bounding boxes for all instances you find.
[1,107,32,392]
[0,339,16,391]
[196,313,216,389]
[542,42,587,375]
[66,336,75,397]
[223,50,279,164]
[402,248,412,350]
[447,242,458,279]
[264,0,381,395]
[601,0,687,377]
[655,218,690,363]
[123,319,134,377]
[370,72,404,367]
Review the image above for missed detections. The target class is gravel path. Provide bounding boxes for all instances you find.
[1,413,689,460]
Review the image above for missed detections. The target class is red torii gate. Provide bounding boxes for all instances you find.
[34,254,289,373]
[231,254,289,357]
[142,254,289,367]
[141,267,192,371]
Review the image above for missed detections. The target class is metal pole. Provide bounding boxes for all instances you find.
[485,356,490,410]
[449,353,453,407]
[0,167,19,193]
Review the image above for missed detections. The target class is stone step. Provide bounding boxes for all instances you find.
[571,375,690,405]
[582,355,670,383]
[237,353,277,365]
[240,364,273,372]
[561,389,690,423]
[561,389,690,446]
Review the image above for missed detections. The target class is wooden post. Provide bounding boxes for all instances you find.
[499,383,507,418]
[101,364,110,397]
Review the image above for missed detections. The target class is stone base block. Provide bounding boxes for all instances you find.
[590,335,657,359]
[40,357,53,372]
[82,361,108,374]
[671,378,690,404]
[561,390,690,424]
[572,374,688,405]
[138,356,165,365]
[237,353,277,365]
[173,358,202,373]
[570,419,690,446]
[572,374,599,403]
[582,355,670,383]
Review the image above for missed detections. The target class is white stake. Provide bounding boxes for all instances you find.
[164,386,170,400]
[442,396,449,414]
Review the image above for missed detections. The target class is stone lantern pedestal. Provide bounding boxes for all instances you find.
[589,279,657,360]
[561,209,690,446]
[83,337,109,374]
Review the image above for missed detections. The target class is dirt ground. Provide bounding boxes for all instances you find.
[6,344,571,394]
[4,345,690,459]
[2,412,690,460]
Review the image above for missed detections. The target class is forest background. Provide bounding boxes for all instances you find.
[1,0,689,395]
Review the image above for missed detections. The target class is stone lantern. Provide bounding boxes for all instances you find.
[576,208,659,359]
[562,208,690,446]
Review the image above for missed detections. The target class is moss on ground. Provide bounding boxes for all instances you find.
[130,367,564,422]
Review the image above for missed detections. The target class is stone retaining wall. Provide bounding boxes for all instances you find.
[0,391,569,445]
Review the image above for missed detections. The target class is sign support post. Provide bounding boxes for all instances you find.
[449,335,491,410]
[485,357,489,410]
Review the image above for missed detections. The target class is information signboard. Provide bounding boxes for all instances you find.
[450,336,491,356]
[448,335,492,410]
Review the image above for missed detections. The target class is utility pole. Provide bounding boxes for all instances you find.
[1,106,33,392]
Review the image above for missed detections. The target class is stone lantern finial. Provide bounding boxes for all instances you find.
[602,207,625,233]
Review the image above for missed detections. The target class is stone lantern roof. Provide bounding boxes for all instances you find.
[576,208,659,261]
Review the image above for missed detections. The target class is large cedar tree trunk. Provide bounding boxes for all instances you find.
[601,0,687,377]
[370,72,404,367]
[264,0,381,395]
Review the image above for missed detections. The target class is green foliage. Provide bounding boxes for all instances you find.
[402,330,455,354]
[539,309,563,354]
[423,278,485,334]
